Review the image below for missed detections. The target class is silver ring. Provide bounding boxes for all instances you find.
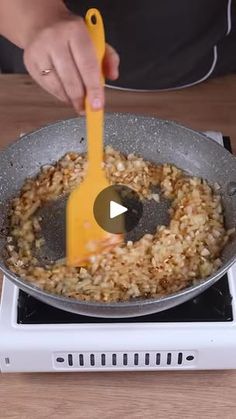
[41,68,53,76]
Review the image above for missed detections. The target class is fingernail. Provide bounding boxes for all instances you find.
[114,52,120,62]
[111,70,119,80]
[92,98,102,110]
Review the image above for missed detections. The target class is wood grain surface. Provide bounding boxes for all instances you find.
[0,74,236,419]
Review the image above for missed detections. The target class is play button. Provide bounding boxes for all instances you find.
[93,184,143,234]
[110,201,128,219]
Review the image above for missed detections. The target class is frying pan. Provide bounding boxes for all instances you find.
[0,114,236,318]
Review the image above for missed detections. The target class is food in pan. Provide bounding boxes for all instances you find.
[5,146,234,302]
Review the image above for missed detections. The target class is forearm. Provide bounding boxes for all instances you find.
[0,0,69,48]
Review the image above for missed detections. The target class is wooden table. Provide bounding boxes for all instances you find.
[1,74,236,419]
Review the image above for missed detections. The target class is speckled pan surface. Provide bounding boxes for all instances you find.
[0,113,236,318]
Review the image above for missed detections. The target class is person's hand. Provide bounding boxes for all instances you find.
[23,14,119,113]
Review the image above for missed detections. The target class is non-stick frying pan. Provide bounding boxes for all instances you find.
[0,114,236,318]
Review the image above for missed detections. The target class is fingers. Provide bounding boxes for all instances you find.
[23,16,120,112]
[23,50,69,103]
[69,18,104,110]
[103,44,120,80]
[50,45,85,112]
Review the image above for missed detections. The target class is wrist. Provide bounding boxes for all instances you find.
[21,2,72,49]
[0,0,73,49]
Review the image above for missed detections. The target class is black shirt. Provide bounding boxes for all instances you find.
[1,0,236,90]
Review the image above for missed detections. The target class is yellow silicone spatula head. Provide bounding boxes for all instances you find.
[66,9,123,267]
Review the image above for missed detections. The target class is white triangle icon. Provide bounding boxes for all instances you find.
[110,200,128,219]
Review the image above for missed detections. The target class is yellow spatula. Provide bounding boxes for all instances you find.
[66,8,122,267]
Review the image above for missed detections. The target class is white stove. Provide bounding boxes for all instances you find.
[0,132,236,373]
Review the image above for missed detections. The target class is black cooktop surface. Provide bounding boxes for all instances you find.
[17,273,233,324]
[17,137,234,325]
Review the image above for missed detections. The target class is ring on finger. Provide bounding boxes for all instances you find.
[41,68,54,76]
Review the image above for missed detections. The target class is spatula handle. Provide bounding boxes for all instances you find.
[85,9,105,175]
